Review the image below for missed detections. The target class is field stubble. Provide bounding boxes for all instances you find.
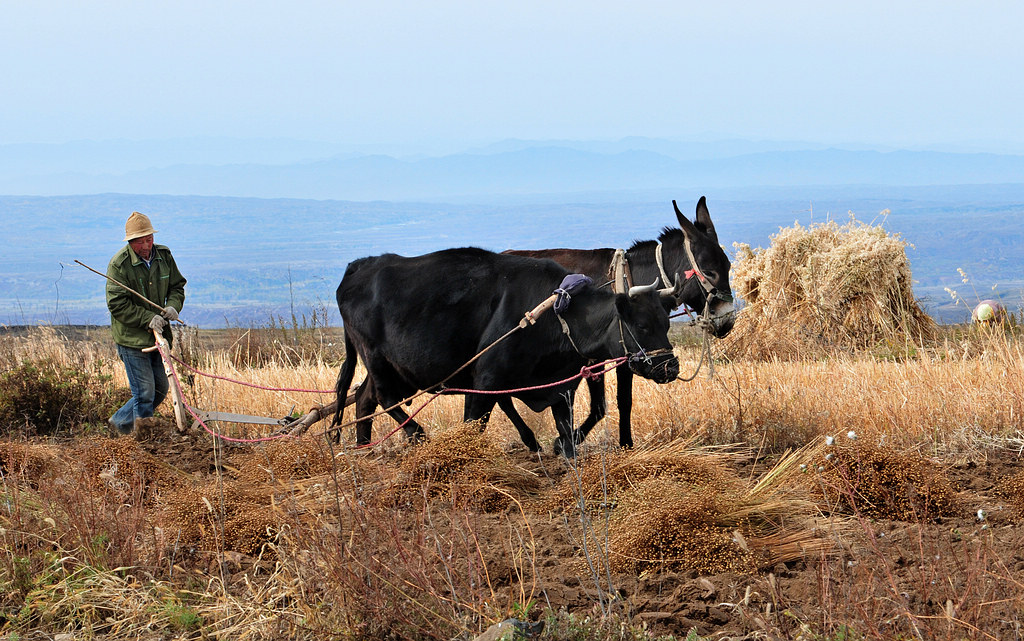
[1,324,1024,639]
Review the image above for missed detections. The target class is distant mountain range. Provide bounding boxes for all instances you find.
[2,137,1024,202]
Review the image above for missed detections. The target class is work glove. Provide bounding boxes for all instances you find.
[161,305,179,322]
[148,314,168,333]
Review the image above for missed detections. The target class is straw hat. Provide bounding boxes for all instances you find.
[124,211,157,242]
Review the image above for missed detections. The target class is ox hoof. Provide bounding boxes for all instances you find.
[553,437,577,460]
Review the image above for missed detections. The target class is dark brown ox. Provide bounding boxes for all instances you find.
[505,196,735,448]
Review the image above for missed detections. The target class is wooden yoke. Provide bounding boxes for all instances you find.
[519,294,557,328]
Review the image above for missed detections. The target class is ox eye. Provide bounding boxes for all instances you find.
[705,270,718,282]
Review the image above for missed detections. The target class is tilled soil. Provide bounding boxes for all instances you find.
[7,421,1024,639]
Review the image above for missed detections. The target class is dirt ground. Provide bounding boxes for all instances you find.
[28,418,1019,640]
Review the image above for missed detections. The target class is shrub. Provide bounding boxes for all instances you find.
[0,359,126,436]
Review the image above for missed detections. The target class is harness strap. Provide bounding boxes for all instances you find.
[683,233,726,307]
[610,248,633,294]
[682,234,710,287]
[557,314,585,353]
[655,242,675,289]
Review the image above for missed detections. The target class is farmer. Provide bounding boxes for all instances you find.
[106,212,187,435]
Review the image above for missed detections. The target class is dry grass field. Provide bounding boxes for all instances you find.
[1,317,1023,641]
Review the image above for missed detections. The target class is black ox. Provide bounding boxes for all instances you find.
[505,196,735,448]
[332,247,680,457]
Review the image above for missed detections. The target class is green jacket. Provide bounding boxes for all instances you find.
[106,244,187,349]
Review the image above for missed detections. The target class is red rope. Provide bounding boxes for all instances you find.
[440,357,626,395]
[156,341,295,443]
[160,337,627,447]
[166,352,334,394]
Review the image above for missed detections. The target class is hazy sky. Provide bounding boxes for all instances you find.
[3,1,1023,151]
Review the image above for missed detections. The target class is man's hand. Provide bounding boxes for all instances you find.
[161,305,179,322]
[148,315,168,332]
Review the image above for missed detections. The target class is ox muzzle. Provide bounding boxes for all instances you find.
[627,348,679,384]
[706,296,736,338]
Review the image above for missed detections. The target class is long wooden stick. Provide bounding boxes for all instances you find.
[75,259,186,325]
[152,329,189,432]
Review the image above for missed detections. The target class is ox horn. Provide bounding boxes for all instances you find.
[628,279,659,298]
[658,273,682,298]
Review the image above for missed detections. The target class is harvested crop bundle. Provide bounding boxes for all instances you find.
[232,437,335,484]
[608,476,752,574]
[77,436,173,501]
[385,423,544,511]
[815,440,961,520]
[724,215,937,359]
[159,479,277,555]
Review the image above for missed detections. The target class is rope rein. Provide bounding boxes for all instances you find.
[153,289,639,445]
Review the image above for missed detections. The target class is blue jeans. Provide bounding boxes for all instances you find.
[110,344,169,433]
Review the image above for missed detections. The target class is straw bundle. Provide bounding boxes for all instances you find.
[569,445,838,573]
[724,215,937,360]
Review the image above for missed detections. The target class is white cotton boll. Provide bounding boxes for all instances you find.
[825,436,835,446]
[825,453,833,461]
[977,509,987,521]
[847,431,858,440]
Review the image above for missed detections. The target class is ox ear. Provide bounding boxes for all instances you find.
[672,199,699,240]
[694,196,718,240]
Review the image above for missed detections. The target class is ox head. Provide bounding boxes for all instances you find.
[615,283,680,383]
[671,197,736,338]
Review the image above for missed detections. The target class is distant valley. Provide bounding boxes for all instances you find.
[1,188,1021,328]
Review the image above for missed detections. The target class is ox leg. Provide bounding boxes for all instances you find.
[370,381,426,443]
[496,397,542,452]
[388,403,425,442]
[353,379,377,445]
[463,394,495,426]
[464,394,544,451]
[616,365,634,448]
[573,376,607,446]
[463,395,499,437]
[551,392,578,459]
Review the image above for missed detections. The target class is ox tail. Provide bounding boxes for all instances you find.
[332,331,359,427]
